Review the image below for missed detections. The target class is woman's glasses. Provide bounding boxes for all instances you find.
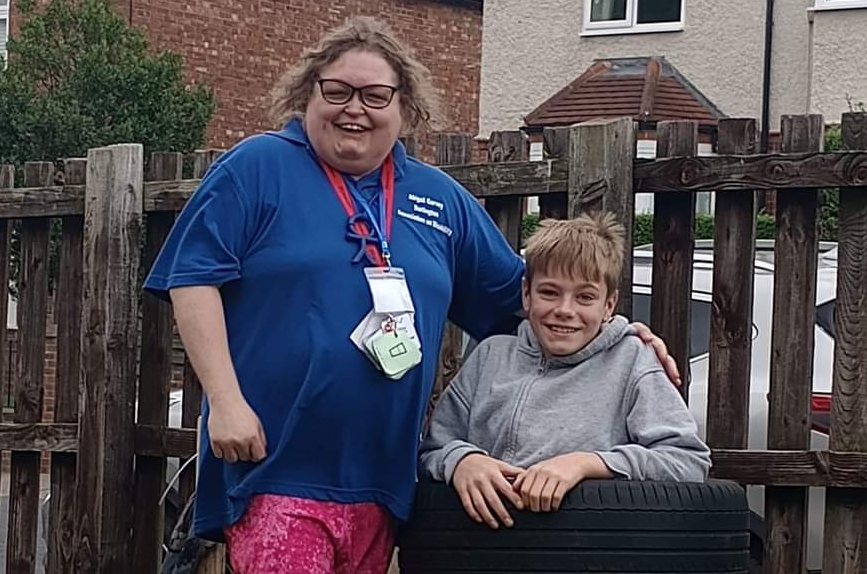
[317,79,398,109]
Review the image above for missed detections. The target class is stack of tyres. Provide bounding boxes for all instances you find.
[399,480,750,573]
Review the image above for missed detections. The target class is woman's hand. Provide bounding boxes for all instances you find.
[513,453,613,512]
[208,393,268,464]
[453,454,525,529]
[630,321,681,385]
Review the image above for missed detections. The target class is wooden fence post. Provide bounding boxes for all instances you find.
[569,117,636,317]
[46,159,86,574]
[764,113,824,574]
[131,152,183,573]
[427,134,472,419]
[74,144,144,573]
[7,162,53,574]
[650,121,698,400]
[0,165,12,420]
[822,111,867,574]
[540,127,570,219]
[485,131,527,250]
[706,119,758,450]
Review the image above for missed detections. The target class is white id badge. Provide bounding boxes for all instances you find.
[364,267,415,315]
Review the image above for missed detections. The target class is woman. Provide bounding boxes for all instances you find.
[145,17,678,574]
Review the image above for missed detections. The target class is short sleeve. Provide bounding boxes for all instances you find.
[448,186,524,340]
[143,163,254,301]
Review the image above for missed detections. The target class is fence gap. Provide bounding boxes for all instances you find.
[485,131,527,250]
[822,111,867,574]
[650,121,698,400]
[131,152,183,572]
[46,158,86,574]
[7,162,53,574]
[569,117,635,316]
[764,113,824,574]
[74,144,144,573]
[705,119,758,450]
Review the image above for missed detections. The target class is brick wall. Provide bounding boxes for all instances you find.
[121,0,483,161]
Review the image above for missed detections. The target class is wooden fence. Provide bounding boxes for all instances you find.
[0,112,865,574]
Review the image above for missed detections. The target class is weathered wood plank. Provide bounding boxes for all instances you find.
[74,144,144,574]
[0,165,13,434]
[484,131,527,250]
[191,149,223,178]
[822,111,867,574]
[134,425,198,458]
[711,450,867,487]
[132,152,182,574]
[569,118,635,316]
[0,423,78,452]
[0,186,85,217]
[650,121,697,402]
[705,119,758,450]
[764,114,824,574]
[8,162,53,574]
[47,159,86,574]
[634,150,867,192]
[5,151,867,218]
[539,127,569,218]
[428,135,471,423]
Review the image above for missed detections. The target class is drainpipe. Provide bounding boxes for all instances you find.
[128,0,133,25]
[760,0,775,152]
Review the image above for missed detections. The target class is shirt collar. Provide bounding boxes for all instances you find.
[271,117,407,179]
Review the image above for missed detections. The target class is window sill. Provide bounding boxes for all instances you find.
[581,24,684,37]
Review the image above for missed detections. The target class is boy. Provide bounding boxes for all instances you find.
[418,213,711,530]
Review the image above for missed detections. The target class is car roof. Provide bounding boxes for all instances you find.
[632,240,837,305]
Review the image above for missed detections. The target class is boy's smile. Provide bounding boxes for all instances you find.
[522,270,618,358]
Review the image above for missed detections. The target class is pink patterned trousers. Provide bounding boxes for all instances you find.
[225,494,396,574]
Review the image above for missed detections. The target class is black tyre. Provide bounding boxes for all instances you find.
[398,480,750,573]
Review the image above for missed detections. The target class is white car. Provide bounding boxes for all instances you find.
[632,239,837,572]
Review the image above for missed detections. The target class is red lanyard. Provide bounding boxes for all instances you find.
[321,154,395,267]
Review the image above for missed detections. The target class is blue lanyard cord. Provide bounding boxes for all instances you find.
[346,181,391,266]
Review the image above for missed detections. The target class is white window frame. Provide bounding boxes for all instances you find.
[0,0,8,65]
[813,0,867,10]
[582,0,685,36]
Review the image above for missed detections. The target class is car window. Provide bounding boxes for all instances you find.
[632,293,712,358]
[816,300,835,340]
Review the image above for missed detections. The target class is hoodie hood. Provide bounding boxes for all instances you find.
[517,315,633,367]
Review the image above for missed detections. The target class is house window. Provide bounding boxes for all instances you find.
[583,0,684,36]
[814,0,867,10]
[0,0,8,65]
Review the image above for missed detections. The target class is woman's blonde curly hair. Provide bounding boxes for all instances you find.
[269,17,442,133]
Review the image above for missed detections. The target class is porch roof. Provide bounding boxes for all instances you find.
[523,57,725,131]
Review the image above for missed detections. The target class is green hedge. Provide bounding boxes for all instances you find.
[633,213,777,246]
[521,212,779,248]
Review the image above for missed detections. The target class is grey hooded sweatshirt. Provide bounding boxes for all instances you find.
[419,316,711,483]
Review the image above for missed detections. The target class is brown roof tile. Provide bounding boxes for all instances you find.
[524,57,725,130]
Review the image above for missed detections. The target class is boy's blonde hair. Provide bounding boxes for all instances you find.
[524,212,626,295]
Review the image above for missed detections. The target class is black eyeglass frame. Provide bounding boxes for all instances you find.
[316,78,399,109]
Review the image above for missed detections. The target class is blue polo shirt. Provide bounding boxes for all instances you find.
[144,119,524,541]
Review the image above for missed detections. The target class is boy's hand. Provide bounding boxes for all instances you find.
[453,454,525,529]
[513,452,613,512]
